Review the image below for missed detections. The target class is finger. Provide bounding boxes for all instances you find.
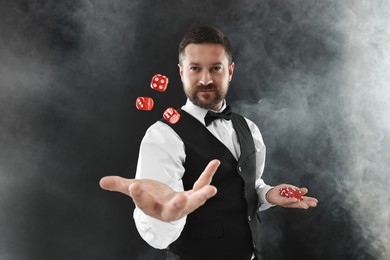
[304,200,317,208]
[300,187,309,196]
[193,160,220,191]
[129,182,161,216]
[161,193,188,221]
[170,192,189,210]
[182,185,217,215]
[280,197,301,206]
[99,176,135,196]
[289,203,309,209]
[282,198,309,209]
[302,196,318,203]
[302,197,318,207]
[286,199,317,209]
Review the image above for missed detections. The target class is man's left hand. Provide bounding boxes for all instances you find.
[266,184,318,209]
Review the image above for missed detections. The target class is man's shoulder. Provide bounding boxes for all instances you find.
[231,112,257,127]
[144,121,175,137]
[142,121,183,144]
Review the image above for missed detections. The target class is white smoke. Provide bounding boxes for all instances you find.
[232,0,390,258]
[340,0,390,257]
[2,0,389,259]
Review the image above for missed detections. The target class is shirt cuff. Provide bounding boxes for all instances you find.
[133,207,186,249]
[258,185,277,211]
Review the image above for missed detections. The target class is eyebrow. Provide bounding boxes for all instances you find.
[188,62,224,66]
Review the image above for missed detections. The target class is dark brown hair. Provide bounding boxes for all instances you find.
[178,25,233,64]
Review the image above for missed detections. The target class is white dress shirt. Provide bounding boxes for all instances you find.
[133,99,274,249]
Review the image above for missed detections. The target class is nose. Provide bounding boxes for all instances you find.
[199,70,213,85]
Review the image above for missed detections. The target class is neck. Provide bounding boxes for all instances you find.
[212,100,224,112]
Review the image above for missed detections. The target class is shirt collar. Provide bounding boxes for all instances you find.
[181,99,227,126]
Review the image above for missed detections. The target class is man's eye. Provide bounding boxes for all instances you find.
[212,66,222,72]
[189,67,200,72]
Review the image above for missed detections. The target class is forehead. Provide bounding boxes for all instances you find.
[182,43,228,64]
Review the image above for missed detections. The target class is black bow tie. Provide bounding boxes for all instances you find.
[204,105,232,126]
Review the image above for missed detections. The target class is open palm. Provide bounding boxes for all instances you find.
[100,160,220,222]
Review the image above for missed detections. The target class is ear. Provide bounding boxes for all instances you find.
[178,64,184,82]
[228,62,235,82]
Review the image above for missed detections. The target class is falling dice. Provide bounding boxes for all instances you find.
[136,97,154,111]
[163,107,180,124]
[279,186,303,201]
[151,74,169,92]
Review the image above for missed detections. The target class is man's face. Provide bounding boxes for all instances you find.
[178,44,234,110]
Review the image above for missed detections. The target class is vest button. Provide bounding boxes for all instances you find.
[238,166,242,172]
[243,191,247,197]
[253,243,256,248]
[248,216,251,221]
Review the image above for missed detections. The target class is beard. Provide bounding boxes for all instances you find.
[184,83,228,110]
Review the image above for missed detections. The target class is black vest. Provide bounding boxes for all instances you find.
[160,109,262,260]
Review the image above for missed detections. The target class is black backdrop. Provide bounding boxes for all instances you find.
[1,0,389,259]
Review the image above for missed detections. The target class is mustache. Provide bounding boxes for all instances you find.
[196,83,216,91]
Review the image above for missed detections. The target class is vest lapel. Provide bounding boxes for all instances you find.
[178,109,239,162]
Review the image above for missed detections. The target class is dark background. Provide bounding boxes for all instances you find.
[1,0,389,259]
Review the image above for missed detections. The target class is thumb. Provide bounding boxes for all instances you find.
[300,187,309,196]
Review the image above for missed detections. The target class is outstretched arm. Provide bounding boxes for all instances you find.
[100,160,220,222]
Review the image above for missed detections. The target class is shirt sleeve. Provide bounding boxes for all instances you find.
[245,119,276,211]
[133,121,187,249]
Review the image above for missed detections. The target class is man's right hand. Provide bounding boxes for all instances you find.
[99,160,220,222]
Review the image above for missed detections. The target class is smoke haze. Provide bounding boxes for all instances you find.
[233,1,390,259]
[1,0,389,259]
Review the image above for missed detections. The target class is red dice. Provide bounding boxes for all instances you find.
[279,186,303,201]
[163,107,180,124]
[136,97,154,111]
[151,74,169,92]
